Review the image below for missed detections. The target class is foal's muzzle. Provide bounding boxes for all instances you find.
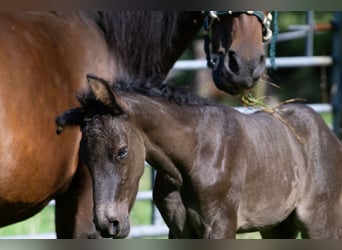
[94,206,131,238]
[95,217,130,239]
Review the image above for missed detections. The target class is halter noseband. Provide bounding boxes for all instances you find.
[203,11,273,69]
[205,11,273,42]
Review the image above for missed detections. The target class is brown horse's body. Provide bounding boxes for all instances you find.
[57,76,342,239]
[0,12,116,237]
[0,11,267,237]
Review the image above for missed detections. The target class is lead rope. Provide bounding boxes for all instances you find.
[269,11,278,72]
[203,14,216,68]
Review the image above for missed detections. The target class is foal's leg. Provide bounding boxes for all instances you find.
[295,156,342,238]
[296,201,342,239]
[295,111,342,239]
[153,173,193,238]
[55,162,100,238]
[202,202,237,239]
[260,211,299,239]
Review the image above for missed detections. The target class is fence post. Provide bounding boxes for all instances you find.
[150,167,156,224]
[150,167,165,226]
[332,12,342,138]
[306,11,314,56]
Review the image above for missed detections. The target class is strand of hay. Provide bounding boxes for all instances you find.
[240,91,306,143]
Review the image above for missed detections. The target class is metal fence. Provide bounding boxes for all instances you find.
[0,11,338,239]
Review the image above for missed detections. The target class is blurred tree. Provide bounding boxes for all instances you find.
[267,12,334,103]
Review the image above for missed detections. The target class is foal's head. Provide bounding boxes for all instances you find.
[56,74,145,238]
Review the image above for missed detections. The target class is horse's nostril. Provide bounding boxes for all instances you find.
[108,219,120,236]
[252,54,266,80]
[228,50,239,74]
[260,54,265,64]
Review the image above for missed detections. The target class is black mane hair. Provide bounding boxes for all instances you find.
[81,11,203,80]
[77,78,210,115]
[112,78,210,106]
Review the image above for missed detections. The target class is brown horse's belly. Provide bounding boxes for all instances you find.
[0,126,80,226]
[0,12,118,231]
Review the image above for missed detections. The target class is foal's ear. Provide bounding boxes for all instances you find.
[86,74,125,114]
[55,107,85,135]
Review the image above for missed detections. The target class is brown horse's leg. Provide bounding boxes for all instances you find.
[55,162,100,238]
[260,211,299,239]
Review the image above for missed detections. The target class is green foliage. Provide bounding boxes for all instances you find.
[269,11,334,103]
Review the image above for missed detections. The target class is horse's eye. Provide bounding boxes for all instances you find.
[116,146,128,160]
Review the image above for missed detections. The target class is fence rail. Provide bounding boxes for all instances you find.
[172,56,333,71]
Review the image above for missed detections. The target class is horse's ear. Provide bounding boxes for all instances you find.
[55,107,85,135]
[86,74,125,114]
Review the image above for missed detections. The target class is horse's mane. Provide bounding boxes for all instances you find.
[112,78,209,106]
[81,11,200,80]
[77,78,210,115]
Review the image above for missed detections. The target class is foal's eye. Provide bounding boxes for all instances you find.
[116,146,128,160]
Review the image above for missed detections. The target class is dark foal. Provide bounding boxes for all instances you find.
[56,75,342,239]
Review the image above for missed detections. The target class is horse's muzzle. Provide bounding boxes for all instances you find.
[96,219,130,239]
[212,51,265,95]
[94,210,131,238]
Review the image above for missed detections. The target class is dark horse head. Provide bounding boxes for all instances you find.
[95,11,271,95]
[206,11,272,95]
[56,75,146,238]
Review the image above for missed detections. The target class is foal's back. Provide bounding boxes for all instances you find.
[233,103,342,238]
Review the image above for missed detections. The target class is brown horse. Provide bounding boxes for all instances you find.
[57,74,342,239]
[0,11,267,238]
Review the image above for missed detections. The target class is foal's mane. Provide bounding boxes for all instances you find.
[113,78,209,106]
[77,78,210,114]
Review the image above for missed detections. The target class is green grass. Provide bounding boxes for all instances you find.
[130,166,153,225]
[0,206,55,237]
[320,112,332,126]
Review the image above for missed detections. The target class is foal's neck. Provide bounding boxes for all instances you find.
[127,94,203,187]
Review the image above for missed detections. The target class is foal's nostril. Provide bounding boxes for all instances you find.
[228,50,239,74]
